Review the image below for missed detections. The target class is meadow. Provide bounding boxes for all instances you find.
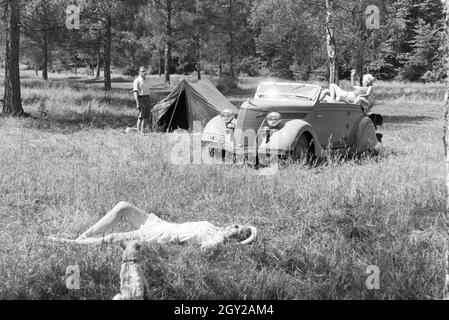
[0,71,446,299]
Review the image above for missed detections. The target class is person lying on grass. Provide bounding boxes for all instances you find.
[46,201,257,251]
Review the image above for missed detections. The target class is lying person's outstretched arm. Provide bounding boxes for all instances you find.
[46,230,143,245]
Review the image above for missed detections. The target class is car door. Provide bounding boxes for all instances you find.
[314,102,351,148]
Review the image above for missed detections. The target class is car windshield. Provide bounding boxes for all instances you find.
[255,83,320,100]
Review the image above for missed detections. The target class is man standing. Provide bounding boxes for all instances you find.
[133,66,152,134]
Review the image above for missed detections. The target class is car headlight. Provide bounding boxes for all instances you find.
[267,112,281,127]
[220,109,234,124]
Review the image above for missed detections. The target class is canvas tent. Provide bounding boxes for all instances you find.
[152,78,238,132]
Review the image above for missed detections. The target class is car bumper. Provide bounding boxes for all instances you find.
[202,140,288,164]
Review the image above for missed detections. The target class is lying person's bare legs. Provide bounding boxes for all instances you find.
[319,89,330,101]
[329,83,339,101]
[76,201,159,240]
[329,84,350,102]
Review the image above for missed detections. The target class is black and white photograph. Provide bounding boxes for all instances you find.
[0,0,448,308]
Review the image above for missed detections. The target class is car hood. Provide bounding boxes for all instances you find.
[244,98,316,110]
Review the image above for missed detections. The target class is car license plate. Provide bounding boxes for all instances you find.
[202,133,224,144]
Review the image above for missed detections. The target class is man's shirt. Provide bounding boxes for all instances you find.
[133,75,151,96]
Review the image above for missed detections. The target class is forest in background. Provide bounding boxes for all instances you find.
[0,0,445,86]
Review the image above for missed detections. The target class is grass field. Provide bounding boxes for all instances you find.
[0,71,446,299]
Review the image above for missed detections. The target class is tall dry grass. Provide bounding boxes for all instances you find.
[0,74,446,299]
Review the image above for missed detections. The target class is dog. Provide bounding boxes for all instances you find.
[113,240,150,300]
[125,127,138,134]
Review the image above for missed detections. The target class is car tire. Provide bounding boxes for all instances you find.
[291,134,311,163]
[201,142,225,164]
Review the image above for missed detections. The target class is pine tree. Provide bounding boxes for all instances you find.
[22,0,65,81]
[401,19,442,81]
[82,0,143,90]
[369,0,444,80]
[2,0,24,116]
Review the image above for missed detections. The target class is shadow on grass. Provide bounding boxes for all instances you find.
[79,77,131,84]
[21,81,171,106]
[22,94,137,109]
[310,146,406,168]
[227,87,256,97]
[22,110,138,134]
[383,115,434,124]
[253,145,404,173]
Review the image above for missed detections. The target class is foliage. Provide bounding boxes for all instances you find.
[398,20,441,81]
[15,0,449,84]
[215,75,238,94]
[369,0,445,81]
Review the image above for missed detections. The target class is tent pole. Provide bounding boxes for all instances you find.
[166,85,184,133]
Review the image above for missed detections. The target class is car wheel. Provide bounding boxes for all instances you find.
[290,134,311,163]
[201,142,225,164]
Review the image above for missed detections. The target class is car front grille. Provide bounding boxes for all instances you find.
[235,109,267,148]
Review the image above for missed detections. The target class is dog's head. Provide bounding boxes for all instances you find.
[120,240,143,262]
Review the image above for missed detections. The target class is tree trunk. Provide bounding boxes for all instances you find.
[74,52,77,76]
[96,41,101,79]
[228,0,235,79]
[42,33,48,81]
[443,0,449,301]
[195,0,201,80]
[42,6,49,81]
[196,35,201,80]
[164,0,172,85]
[164,43,171,85]
[354,1,364,86]
[325,0,338,85]
[2,0,23,116]
[104,15,112,91]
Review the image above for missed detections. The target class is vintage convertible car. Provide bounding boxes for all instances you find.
[201,81,383,165]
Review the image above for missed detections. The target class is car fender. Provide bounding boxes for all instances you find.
[202,115,227,137]
[202,115,237,153]
[351,116,378,153]
[259,119,323,156]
